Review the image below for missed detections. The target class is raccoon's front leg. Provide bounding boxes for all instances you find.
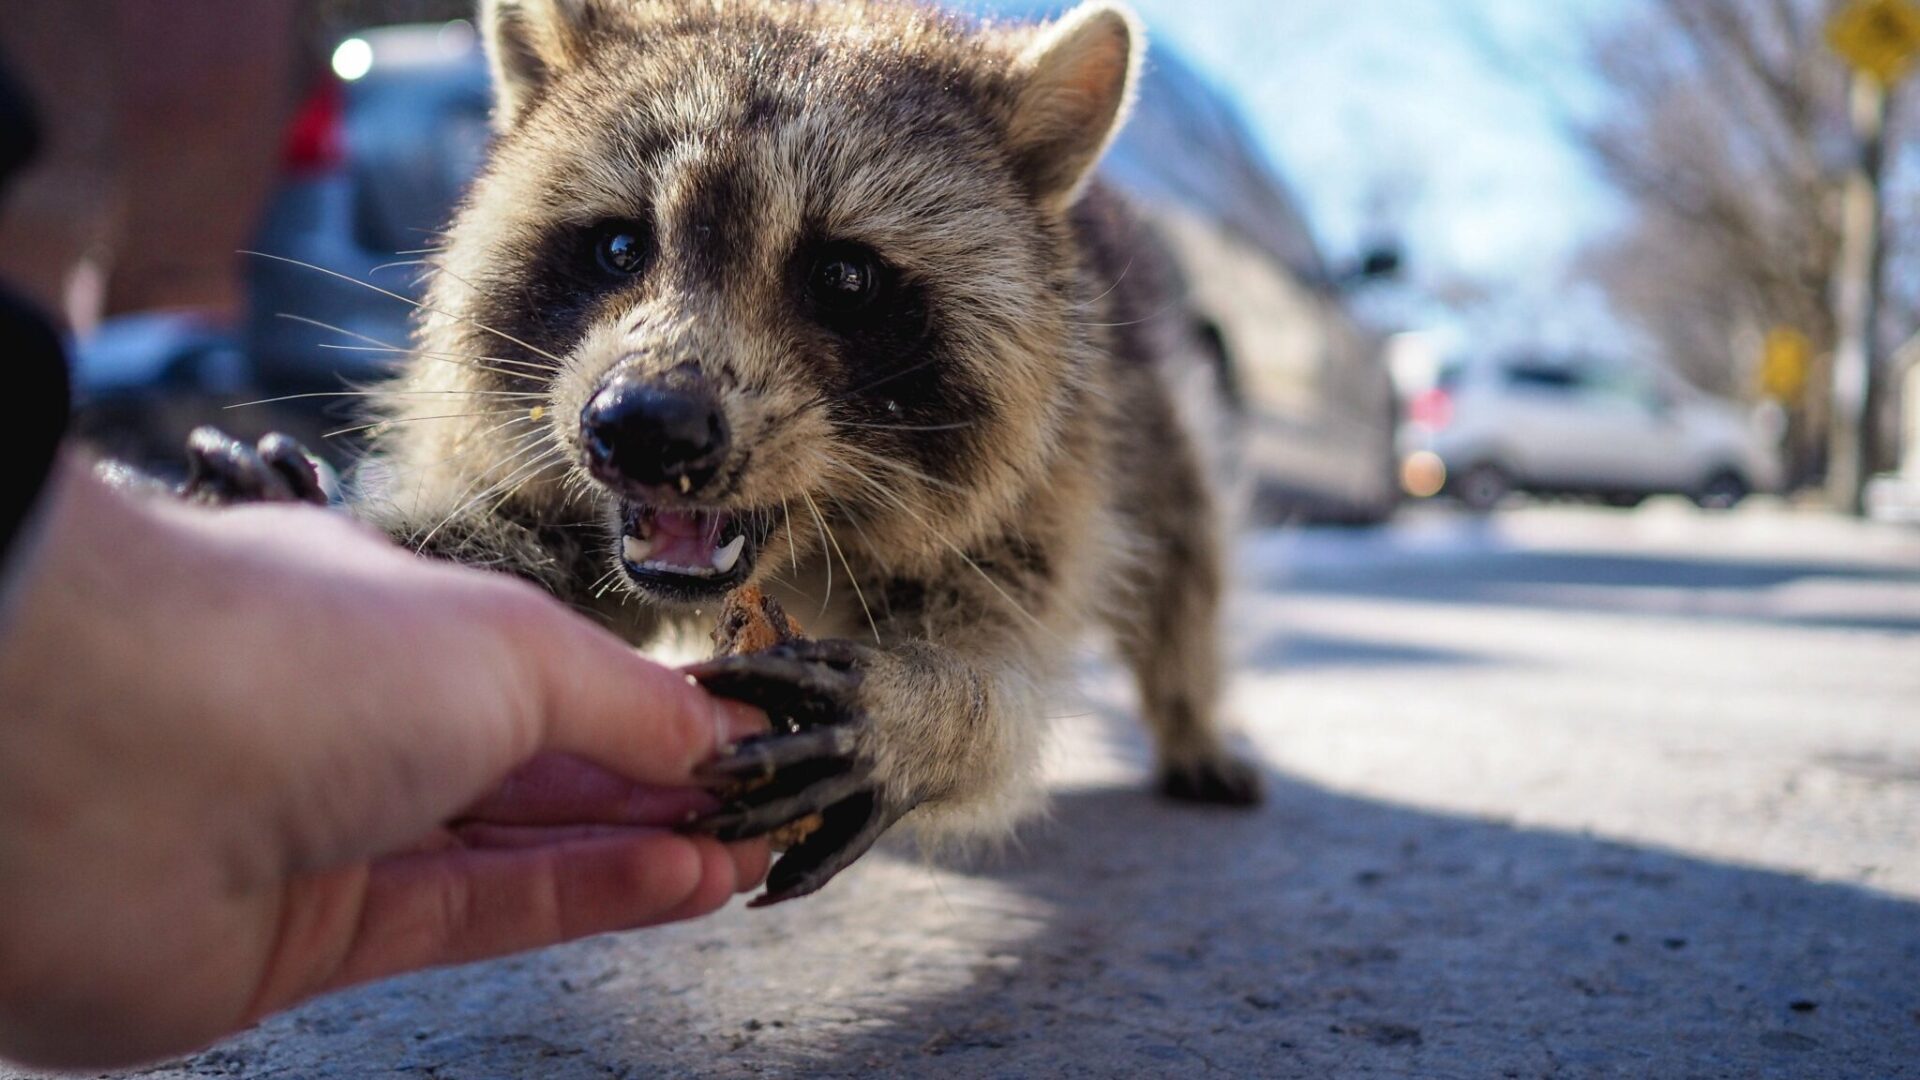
[687,635,1030,906]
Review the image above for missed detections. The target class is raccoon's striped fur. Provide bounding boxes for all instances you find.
[361,0,1261,904]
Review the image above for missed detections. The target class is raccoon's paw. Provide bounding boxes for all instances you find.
[1158,753,1265,808]
[181,427,331,507]
[684,639,917,907]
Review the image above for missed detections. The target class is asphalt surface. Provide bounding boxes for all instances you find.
[21,500,1920,1079]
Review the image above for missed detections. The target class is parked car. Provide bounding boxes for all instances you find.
[1097,36,1403,525]
[245,22,492,393]
[245,13,1401,521]
[1400,355,1783,511]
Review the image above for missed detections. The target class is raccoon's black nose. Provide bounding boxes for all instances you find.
[581,375,731,495]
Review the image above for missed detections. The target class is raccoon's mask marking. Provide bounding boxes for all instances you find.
[460,0,1142,605]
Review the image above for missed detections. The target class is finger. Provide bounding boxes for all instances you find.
[729,837,773,894]
[459,753,717,827]
[451,823,687,849]
[318,832,742,995]
[517,602,770,787]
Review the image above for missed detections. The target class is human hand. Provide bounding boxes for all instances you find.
[0,456,770,1069]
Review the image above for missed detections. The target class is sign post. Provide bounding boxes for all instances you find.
[1825,0,1920,514]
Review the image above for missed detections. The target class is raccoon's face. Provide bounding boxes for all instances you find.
[435,0,1138,605]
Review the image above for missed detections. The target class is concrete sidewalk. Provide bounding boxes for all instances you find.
[25,503,1920,1078]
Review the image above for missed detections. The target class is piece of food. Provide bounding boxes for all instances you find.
[710,584,806,658]
[709,586,824,850]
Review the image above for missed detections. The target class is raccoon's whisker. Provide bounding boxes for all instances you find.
[445,450,565,545]
[422,416,546,471]
[243,251,573,370]
[843,358,941,399]
[226,389,545,410]
[408,258,499,312]
[389,426,551,506]
[825,459,1055,640]
[798,491,835,622]
[368,257,434,277]
[315,344,556,383]
[414,435,558,549]
[836,444,970,497]
[834,420,976,434]
[824,491,892,574]
[778,493,801,577]
[279,314,557,375]
[1072,299,1181,331]
[589,563,625,600]
[484,452,568,518]
[1072,253,1137,311]
[323,410,525,440]
[815,493,882,645]
[275,313,413,353]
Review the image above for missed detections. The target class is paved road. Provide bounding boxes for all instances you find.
[26,501,1920,1079]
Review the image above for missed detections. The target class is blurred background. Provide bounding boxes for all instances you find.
[6,7,1918,1075]
[3,0,1918,522]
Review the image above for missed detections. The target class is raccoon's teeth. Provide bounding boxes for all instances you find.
[637,561,720,578]
[712,535,747,574]
[623,535,655,564]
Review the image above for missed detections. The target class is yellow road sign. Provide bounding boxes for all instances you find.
[1761,327,1812,404]
[1829,0,1920,85]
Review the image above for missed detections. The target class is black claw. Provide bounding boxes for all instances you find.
[686,654,863,726]
[181,427,330,507]
[688,770,874,842]
[184,428,292,504]
[256,432,329,505]
[688,637,908,905]
[694,727,861,786]
[752,792,915,908]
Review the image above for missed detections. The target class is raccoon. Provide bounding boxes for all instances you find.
[193,0,1262,905]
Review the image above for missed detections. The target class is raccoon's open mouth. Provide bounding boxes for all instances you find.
[617,502,775,601]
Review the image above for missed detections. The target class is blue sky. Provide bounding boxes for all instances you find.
[992,0,1639,347]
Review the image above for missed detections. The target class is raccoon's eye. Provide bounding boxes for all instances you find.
[594,223,652,277]
[807,245,887,317]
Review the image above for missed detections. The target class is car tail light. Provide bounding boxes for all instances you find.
[281,79,346,176]
[1407,387,1453,431]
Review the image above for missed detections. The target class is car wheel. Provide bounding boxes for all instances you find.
[1602,492,1645,509]
[1454,463,1511,513]
[1693,469,1748,511]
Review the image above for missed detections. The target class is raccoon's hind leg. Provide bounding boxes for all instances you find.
[1112,473,1263,807]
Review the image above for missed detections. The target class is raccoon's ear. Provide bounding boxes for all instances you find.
[1007,2,1143,209]
[481,0,613,128]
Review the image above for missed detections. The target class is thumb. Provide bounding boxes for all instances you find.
[514,599,765,786]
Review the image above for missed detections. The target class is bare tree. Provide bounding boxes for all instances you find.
[1566,0,1917,484]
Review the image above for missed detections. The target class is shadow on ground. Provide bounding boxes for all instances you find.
[794,776,1920,1068]
[1262,542,1920,636]
[97,521,1918,1080]
[730,774,1920,1078]
[134,757,1920,1080]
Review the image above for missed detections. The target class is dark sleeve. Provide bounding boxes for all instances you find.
[1,287,70,580]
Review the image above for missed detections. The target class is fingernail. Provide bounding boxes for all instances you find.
[718,700,769,743]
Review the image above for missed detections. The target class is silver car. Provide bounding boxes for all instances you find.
[1400,356,1784,511]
